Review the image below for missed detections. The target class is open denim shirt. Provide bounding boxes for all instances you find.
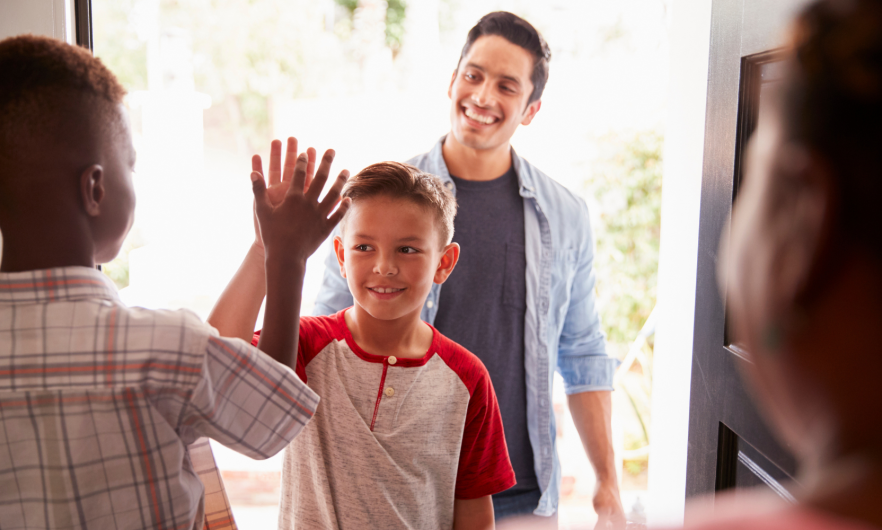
[313,137,619,516]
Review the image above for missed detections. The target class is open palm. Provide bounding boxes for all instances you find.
[251,137,318,253]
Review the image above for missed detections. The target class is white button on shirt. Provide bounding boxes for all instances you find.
[426,300,434,309]
[388,356,397,365]
[385,387,395,397]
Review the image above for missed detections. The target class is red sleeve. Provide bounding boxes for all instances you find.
[251,312,343,383]
[447,344,516,499]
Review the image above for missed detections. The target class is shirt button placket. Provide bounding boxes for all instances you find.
[384,357,397,399]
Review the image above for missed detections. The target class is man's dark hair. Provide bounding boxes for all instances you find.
[459,11,551,104]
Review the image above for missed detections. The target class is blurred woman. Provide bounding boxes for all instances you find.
[694,0,882,528]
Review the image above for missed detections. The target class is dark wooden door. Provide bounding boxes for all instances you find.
[685,0,812,515]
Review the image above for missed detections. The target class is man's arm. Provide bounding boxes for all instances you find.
[567,391,625,529]
[453,496,494,530]
[556,198,625,528]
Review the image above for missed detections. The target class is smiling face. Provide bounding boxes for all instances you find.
[335,195,459,323]
[448,35,541,152]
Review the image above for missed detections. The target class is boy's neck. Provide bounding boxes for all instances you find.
[344,305,434,359]
[0,229,95,273]
[442,134,512,182]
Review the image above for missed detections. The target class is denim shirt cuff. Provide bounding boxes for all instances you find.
[560,356,620,394]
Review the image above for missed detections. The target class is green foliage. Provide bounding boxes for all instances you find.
[623,456,648,477]
[587,131,663,346]
[101,230,145,290]
[92,0,148,91]
[334,0,407,52]
[159,0,326,150]
[385,0,407,52]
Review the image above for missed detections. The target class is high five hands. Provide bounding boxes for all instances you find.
[250,137,350,264]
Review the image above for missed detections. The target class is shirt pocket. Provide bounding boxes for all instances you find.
[503,241,527,309]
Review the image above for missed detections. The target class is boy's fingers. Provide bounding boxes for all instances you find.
[251,171,272,218]
[319,170,350,215]
[288,153,309,196]
[304,147,317,191]
[268,139,283,186]
[305,149,336,202]
[326,197,351,227]
[282,137,298,183]
[252,154,263,176]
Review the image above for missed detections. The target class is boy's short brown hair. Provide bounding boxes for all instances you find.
[342,162,457,246]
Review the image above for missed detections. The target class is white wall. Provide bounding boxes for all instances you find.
[0,0,75,43]
[646,0,712,525]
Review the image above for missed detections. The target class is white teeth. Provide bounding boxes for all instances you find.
[465,108,496,125]
[371,287,403,294]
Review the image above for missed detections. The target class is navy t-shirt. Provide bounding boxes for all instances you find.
[433,166,537,495]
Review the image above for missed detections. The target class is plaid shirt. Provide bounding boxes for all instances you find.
[0,267,318,530]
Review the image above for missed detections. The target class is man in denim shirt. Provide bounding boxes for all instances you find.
[314,12,625,527]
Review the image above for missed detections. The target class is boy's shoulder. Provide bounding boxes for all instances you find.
[252,311,345,352]
[252,311,348,382]
[430,328,493,397]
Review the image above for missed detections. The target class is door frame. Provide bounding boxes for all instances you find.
[684,0,810,512]
[74,0,92,49]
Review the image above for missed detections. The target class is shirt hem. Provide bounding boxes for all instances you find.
[455,476,518,500]
[564,384,615,395]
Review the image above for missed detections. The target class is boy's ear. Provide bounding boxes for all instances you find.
[434,242,460,284]
[80,164,105,217]
[333,236,347,279]
[521,99,541,126]
[448,69,457,99]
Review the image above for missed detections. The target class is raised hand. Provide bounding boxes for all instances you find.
[251,148,350,266]
[251,137,318,253]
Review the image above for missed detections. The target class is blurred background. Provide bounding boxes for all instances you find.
[92,0,668,527]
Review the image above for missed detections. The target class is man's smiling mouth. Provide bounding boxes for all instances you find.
[463,107,498,125]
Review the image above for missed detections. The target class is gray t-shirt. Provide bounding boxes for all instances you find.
[433,166,538,495]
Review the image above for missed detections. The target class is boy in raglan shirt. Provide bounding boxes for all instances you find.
[210,154,515,529]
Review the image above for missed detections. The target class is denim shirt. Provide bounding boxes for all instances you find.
[312,137,618,516]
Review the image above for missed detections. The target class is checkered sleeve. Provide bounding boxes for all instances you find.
[182,335,319,460]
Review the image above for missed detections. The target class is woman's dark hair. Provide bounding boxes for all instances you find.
[458,11,551,104]
[783,0,882,257]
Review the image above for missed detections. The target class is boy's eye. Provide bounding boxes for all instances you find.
[355,244,372,252]
[400,246,418,254]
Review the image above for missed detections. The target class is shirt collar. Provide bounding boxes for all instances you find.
[429,135,537,198]
[0,266,121,304]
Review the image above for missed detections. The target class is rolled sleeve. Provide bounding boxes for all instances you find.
[556,200,620,394]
